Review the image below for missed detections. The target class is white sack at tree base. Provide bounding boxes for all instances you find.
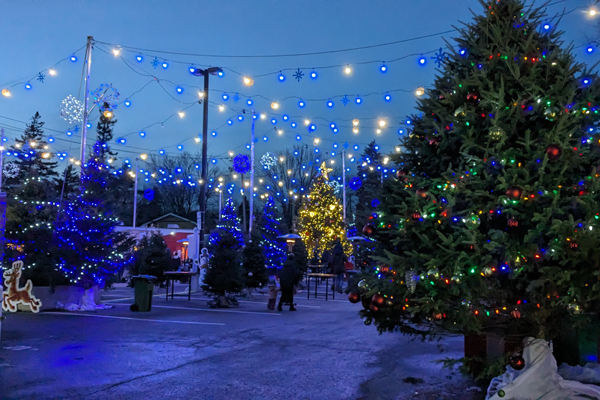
[55,288,113,311]
[558,362,600,385]
[486,337,600,400]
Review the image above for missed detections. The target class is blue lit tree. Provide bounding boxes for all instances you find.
[53,112,134,288]
[209,197,244,248]
[259,196,286,271]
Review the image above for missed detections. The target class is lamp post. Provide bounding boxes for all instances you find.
[192,67,222,259]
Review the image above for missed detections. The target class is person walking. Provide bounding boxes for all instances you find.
[278,253,302,311]
[331,242,347,293]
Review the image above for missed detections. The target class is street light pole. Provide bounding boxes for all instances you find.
[342,150,346,234]
[192,67,222,257]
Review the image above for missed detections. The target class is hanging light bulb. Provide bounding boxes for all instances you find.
[415,87,425,96]
[590,8,597,16]
[2,89,11,97]
[378,120,386,128]
[353,127,359,134]
[243,76,254,86]
[49,69,56,76]
[112,49,121,56]
[140,153,148,160]
[344,65,352,75]
[103,110,113,119]
[178,112,185,118]
[352,119,359,127]
[218,105,225,112]
[271,101,280,110]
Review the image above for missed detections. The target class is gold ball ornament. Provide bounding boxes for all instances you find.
[482,266,493,277]
[489,126,506,140]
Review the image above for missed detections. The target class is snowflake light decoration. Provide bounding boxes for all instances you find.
[151,57,160,69]
[233,93,240,103]
[431,47,446,67]
[91,84,120,112]
[293,68,304,82]
[37,72,45,83]
[328,180,343,194]
[349,177,362,191]
[59,95,84,124]
[340,95,350,106]
[260,152,278,170]
[3,162,20,179]
[233,154,251,174]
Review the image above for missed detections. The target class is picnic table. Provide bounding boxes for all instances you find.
[164,271,198,301]
[305,273,337,301]
[308,264,329,274]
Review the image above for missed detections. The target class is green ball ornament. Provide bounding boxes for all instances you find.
[489,126,505,140]
[357,279,369,293]
[498,389,505,397]
[466,214,480,229]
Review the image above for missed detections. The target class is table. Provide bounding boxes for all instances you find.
[308,264,329,274]
[164,271,198,301]
[306,273,337,301]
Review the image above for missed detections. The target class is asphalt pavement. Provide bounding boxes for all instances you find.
[0,282,482,400]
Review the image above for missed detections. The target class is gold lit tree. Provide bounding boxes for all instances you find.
[298,162,349,257]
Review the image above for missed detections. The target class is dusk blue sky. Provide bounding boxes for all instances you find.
[0,0,598,176]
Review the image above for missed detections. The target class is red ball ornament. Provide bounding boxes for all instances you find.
[372,294,385,307]
[569,241,579,249]
[466,92,480,104]
[510,309,521,319]
[510,355,525,370]
[412,212,421,220]
[348,292,360,304]
[416,188,428,198]
[362,224,375,237]
[370,303,379,313]
[506,186,522,200]
[433,312,443,320]
[546,144,561,161]
[507,218,519,228]
[396,169,408,178]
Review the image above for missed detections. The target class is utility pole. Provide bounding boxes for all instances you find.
[192,67,222,256]
[80,36,93,178]
[0,128,4,192]
[249,110,255,236]
[133,158,139,228]
[342,150,347,234]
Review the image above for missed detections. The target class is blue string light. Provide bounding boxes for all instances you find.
[384,93,392,102]
[380,63,388,73]
[310,70,318,79]
[278,72,285,82]
[176,86,184,94]
[298,100,306,108]
[222,93,229,101]
[139,131,146,137]
[136,55,143,62]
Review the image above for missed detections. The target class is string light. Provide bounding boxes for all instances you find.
[271,101,280,110]
[243,76,254,86]
[2,89,11,97]
[415,87,425,96]
[344,65,352,75]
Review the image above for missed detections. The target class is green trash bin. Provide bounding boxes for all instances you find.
[130,275,157,312]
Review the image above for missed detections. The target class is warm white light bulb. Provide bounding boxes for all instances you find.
[194,137,201,143]
[591,8,597,16]
[352,119,359,127]
[271,102,280,110]
[140,153,148,160]
[112,49,120,56]
[304,119,310,126]
[344,66,352,75]
[415,87,425,96]
[378,120,386,128]
[243,77,254,86]
[218,105,225,112]
[178,112,185,118]
[49,69,56,76]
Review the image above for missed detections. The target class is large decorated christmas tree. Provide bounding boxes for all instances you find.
[355,141,384,233]
[54,112,134,287]
[358,0,600,348]
[298,162,348,256]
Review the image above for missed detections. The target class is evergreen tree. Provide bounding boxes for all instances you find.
[4,177,66,287]
[260,196,286,270]
[298,162,348,256]
[360,0,600,351]
[9,112,57,182]
[131,231,171,283]
[202,230,244,298]
[54,113,134,288]
[243,233,267,289]
[355,141,383,232]
[209,197,244,248]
